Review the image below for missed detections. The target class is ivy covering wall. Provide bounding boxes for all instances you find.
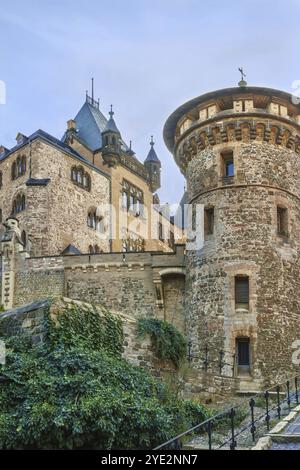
[0,303,209,449]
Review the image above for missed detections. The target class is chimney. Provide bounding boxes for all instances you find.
[67,119,76,131]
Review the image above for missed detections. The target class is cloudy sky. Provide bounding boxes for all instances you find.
[0,0,299,203]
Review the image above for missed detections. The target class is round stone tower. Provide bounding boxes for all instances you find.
[164,85,300,388]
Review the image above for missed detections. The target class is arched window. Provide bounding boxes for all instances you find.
[21,156,26,174]
[71,166,91,191]
[94,245,100,254]
[87,209,97,229]
[12,193,26,215]
[11,156,26,180]
[88,245,94,254]
[12,161,17,180]
[21,230,26,247]
[71,166,77,181]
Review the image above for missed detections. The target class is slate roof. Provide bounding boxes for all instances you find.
[73,100,108,151]
[145,145,160,163]
[61,244,82,255]
[102,114,120,134]
[0,129,109,179]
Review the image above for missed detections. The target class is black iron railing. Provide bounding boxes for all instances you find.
[153,375,300,450]
[187,341,237,378]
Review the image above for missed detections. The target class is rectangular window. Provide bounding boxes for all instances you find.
[158,222,164,241]
[277,206,288,236]
[204,207,214,235]
[129,195,134,211]
[236,338,250,375]
[121,192,127,209]
[235,276,249,309]
[221,151,234,177]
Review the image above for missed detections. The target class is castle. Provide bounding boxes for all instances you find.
[1,82,300,392]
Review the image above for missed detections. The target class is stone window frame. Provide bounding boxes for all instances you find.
[274,196,290,242]
[235,336,252,376]
[227,268,255,315]
[87,207,104,232]
[11,155,26,181]
[276,205,289,238]
[12,192,26,216]
[204,206,215,237]
[71,165,91,192]
[216,146,238,188]
[121,179,144,217]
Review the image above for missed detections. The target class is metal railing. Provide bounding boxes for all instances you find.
[187,341,237,377]
[153,375,300,450]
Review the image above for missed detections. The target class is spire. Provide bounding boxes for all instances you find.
[145,135,160,163]
[102,105,120,134]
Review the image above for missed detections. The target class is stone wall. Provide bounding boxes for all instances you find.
[0,297,239,398]
[0,138,111,258]
[182,139,300,387]
[8,245,186,328]
[14,256,65,306]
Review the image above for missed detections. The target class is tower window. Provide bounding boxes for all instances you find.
[0,171,2,189]
[204,207,214,235]
[277,206,288,237]
[236,337,250,374]
[235,275,249,309]
[221,151,234,177]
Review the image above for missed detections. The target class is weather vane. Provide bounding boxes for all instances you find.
[238,67,246,81]
[238,67,247,87]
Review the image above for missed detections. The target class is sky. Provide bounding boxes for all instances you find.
[0,0,299,204]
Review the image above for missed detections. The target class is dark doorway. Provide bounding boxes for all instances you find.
[236,338,250,375]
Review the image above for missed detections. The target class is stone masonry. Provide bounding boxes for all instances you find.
[164,85,300,389]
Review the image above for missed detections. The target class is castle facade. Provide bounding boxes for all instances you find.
[1,84,300,391]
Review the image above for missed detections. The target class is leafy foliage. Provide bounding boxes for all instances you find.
[0,305,209,449]
[46,304,124,357]
[138,318,187,368]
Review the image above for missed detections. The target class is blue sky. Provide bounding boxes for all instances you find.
[0,0,299,203]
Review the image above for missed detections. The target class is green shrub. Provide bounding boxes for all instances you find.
[0,306,209,449]
[138,318,187,368]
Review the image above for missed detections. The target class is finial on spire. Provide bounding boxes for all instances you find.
[129,140,132,150]
[238,67,247,87]
[150,135,154,147]
[109,105,114,119]
[91,78,94,100]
